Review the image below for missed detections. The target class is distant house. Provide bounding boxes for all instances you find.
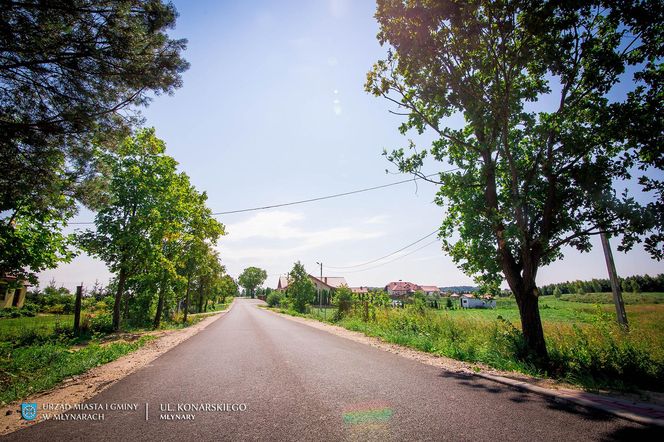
[351,286,369,295]
[419,285,440,296]
[277,276,289,291]
[385,280,420,298]
[277,274,348,293]
[460,294,496,309]
[0,275,28,309]
[315,276,347,290]
[385,280,440,298]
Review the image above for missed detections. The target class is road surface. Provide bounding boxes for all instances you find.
[6,299,662,441]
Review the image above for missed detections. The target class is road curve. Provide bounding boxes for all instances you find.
[5,299,662,441]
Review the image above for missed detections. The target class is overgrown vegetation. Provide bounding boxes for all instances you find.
[276,294,664,392]
[0,278,235,404]
[0,336,154,405]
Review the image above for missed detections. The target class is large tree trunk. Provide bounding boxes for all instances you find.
[197,282,204,313]
[484,151,549,362]
[123,292,130,321]
[113,267,127,331]
[501,254,549,362]
[153,279,166,329]
[513,287,548,361]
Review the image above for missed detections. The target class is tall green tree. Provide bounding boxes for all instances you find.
[78,129,175,330]
[367,0,662,360]
[183,246,225,320]
[238,267,267,299]
[218,275,238,303]
[1,0,189,280]
[77,129,225,330]
[178,192,225,323]
[145,166,224,328]
[286,261,316,313]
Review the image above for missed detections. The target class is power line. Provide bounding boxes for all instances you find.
[342,239,440,274]
[211,171,451,215]
[67,169,458,225]
[325,229,439,269]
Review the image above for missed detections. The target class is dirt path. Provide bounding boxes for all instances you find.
[0,304,232,435]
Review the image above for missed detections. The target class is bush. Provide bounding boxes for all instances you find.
[45,304,65,314]
[22,303,38,316]
[0,304,38,319]
[286,261,316,313]
[89,312,114,333]
[266,291,282,307]
[332,286,354,320]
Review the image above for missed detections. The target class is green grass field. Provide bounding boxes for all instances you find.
[434,294,664,324]
[309,294,664,338]
[0,314,74,342]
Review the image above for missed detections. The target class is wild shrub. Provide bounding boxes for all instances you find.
[547,311,664,391]
[89,312,114,333]
[266,291,282,307]
[0,305,38,319]
[332,286,354,320]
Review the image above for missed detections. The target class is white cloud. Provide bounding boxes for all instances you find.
[363,214,389,225]
[218,210,385,261]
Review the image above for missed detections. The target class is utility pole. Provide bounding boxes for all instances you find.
[600,232,628,329]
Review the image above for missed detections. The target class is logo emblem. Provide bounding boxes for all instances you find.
[21,403,37,420]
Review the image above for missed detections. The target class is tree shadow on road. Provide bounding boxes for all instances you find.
[602,425,664,441]
[436,370,664,439]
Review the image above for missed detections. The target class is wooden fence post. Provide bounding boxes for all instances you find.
[74,285,83,336]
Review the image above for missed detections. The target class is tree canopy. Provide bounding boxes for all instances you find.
[286,261,316,313]
[0,0,188,280]
[367,0,663,359]
[78,129,225,330]
[218,275,239,303]
[238,267,268,299]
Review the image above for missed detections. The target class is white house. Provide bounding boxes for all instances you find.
[460,295,496,309]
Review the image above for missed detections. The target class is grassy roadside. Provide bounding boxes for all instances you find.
[0,335,154,405]
[268,295,664,393]
[0,301,233,406]
[189,297,235,318]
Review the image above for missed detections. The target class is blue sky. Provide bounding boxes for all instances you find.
[41,0,662,290]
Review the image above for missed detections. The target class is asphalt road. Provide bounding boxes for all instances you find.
[5,299,663,441]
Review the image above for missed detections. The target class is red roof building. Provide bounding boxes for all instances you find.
[385,281,441,298]
[277,274,348,292]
